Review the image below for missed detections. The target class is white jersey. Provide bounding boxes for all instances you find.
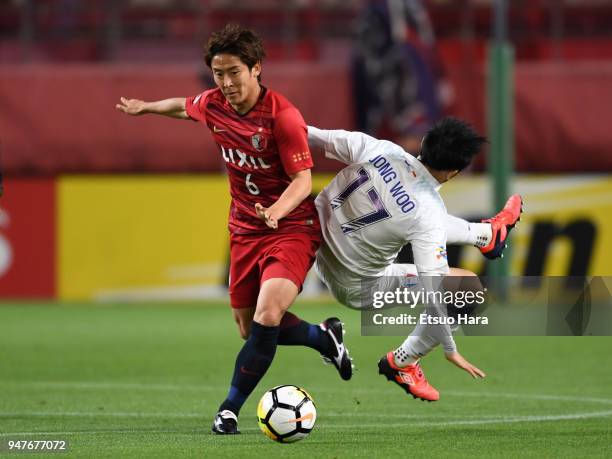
[309,127,449,287]
[309,127,456,352]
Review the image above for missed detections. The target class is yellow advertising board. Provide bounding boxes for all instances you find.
[58,175,232,301]
[58,174,612,301]
[440,175,612,277]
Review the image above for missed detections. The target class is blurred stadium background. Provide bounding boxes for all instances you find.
[1,0,611,301]
[2,2,612,456]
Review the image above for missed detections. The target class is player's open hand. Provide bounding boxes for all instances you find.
[116,97,146,115]
[255,203,278,230]
[445,351,486,379]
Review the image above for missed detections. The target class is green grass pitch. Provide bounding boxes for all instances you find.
[1,302,611,458]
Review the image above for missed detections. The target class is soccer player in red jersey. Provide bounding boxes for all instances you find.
[116,24,352,434]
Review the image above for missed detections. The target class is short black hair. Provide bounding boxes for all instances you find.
[420,117,487,171]
[205,24,266,81]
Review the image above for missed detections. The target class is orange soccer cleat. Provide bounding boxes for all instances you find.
[378,352,440,402]
[480,194,524,259]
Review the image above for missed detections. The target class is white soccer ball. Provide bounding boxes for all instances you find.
[257,385,317,443]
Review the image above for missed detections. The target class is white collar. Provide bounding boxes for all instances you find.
[408,154,442,191]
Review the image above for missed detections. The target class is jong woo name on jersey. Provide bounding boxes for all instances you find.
[308,127,450,281]
[186,87,320,235]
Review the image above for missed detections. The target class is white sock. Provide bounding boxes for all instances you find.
[393,335,439,367]
[444,214,492,248]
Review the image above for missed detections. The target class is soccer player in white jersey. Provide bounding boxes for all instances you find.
[307,117,523,401]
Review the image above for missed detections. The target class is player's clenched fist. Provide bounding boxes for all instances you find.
[116,97,147,115]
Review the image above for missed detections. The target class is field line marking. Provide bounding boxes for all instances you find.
[0,411,204,419]
[3,381,612,407]
[0,381,212,391]
[2,410,612,437]
[0,411,454,420]
[0,429,194,437]
[318,409,612,429]
[0,380,612,404]
[445,390,612,406]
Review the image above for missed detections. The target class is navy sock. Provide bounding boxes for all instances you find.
[277,312,330,355]
[219,321,279,416]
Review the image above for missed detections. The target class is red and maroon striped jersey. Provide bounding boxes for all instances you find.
[185,87,320,235]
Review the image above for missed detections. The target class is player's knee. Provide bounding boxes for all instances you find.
[446,268,482,293]
[253,307,284,327]
[449,267,477,277]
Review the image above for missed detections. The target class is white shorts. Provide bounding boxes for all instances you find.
[315,249,418,310]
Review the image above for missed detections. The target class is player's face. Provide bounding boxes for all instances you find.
[211,53,261,113]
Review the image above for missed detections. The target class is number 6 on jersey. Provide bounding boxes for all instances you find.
[246,173,260,195]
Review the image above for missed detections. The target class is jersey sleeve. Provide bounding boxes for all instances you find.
[307,126,408,165]
[185,92,207,123]
[274,107,313,176]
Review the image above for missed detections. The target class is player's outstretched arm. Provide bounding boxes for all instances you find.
[445,351,486,379]
[115,97,189,119]
[307,126,407,165]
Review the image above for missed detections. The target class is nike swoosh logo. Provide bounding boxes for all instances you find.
[327,328,345,366]
[213,126,227,133]
[285,412,314,423]
[240,366,259,376]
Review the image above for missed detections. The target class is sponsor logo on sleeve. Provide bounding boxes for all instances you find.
[292,151,310,163]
